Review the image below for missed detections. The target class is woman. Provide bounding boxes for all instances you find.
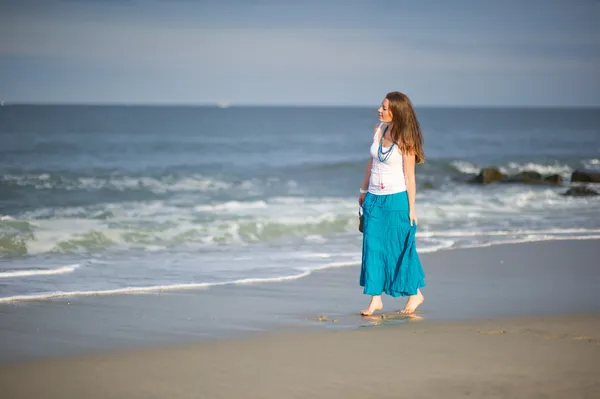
[358,91,426,316]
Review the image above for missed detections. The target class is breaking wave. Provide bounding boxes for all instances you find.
[450,160,575,177]
[0,173,232,193]
[0,264,79,278]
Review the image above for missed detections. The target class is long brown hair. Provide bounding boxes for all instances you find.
[386,91,425,164]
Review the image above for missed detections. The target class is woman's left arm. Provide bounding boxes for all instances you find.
[403,153,417,226]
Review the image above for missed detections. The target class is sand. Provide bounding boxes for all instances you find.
[2,239,600,363]
[1,314,599,398]
[1,239,600,398]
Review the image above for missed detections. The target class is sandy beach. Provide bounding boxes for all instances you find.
[2,2,600,397]
[2,314,599,398]
[1,239,600,398]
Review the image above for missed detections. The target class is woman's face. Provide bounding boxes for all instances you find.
[378,98,393,123]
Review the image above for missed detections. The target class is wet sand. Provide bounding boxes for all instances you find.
[2,239,599,363]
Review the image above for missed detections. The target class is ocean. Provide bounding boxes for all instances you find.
[1,105,599,303]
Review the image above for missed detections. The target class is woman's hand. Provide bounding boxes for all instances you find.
[409,211,418,226]
[358,192,366,207]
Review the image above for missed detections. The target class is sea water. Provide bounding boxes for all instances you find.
[1,105,599,302]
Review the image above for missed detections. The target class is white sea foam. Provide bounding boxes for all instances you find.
[309,260,361,271]
[500,162,573,176]
[194,200,268,212]
[299,253,332,259]
[420,186,596,221]
[451,160,480,174]
[582,159,600,171]
[3,187,594,254]
[417,228,600,238]
[417,240,456,253]
[3,233,600,303]
[450,235,600,251]
[451,160,574,176]
[1,174,233,193]
[304,235,327,243]
[0,271,312,303]
[4,185,599,256]
[0,264,79,278]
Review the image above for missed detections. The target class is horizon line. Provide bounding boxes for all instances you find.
[1,101,599,110]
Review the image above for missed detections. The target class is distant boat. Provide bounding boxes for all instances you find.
[216,101,230,109]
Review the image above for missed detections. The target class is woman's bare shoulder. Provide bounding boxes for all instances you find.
[372,124,380,141]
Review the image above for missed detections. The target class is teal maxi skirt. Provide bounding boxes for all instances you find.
[360,191,426,297]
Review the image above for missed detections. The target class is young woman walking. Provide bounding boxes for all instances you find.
[358,91,426,316]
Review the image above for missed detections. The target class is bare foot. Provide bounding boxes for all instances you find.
[360,296,383,316]
[399,290,424,314]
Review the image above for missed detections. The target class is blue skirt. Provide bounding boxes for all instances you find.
[360,191,426,297]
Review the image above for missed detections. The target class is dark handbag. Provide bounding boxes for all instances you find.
[358,208,364,233]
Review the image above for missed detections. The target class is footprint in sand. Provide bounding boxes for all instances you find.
[520,329,600,345]
[477,330,507,335]
[569,336,600,344]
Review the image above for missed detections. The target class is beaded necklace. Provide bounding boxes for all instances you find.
[378,125,395,162]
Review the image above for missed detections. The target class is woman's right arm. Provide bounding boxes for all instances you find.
[358,158,372,206]
[359,124,379,206]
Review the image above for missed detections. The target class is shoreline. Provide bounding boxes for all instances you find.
[1,239,599,365]
[1,236,599,304]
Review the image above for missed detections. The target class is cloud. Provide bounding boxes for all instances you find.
[4,11,596,79]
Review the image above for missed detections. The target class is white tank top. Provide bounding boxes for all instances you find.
[368,123,407,195]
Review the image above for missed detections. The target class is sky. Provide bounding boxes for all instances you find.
[1,0,599,106]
